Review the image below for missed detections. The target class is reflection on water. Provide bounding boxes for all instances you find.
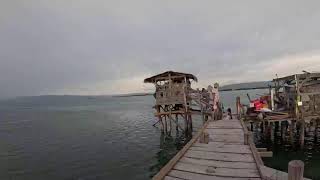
[0,94,319,179]
[149,133,190,178]
[254,122,320,180]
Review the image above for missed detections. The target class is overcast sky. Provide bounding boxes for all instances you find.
[1,0,320,98]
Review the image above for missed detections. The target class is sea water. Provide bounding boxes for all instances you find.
[0,91,318,180]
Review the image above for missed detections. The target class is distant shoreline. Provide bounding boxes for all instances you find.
[113,93,153,97]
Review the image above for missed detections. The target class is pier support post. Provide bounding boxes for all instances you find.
[299,121,305,148]
[164,115,168,135]
[175,114,179,132]
[281,121,286,141]
[290,120,295,145]
[244,132,249,145]
[189,114,193,134]
[244,131,253,145]
[168,115,172,135]
[236,97,241,119]
[156,105,164,133]
[288,160,304,180]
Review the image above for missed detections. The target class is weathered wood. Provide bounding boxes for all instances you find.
[244,131,249,145]
[174,162,260,178]
[164,176,183,180]
[193,143,249,149]
[257,148,267,152]
[260,165,311,180]
[185,150,255,162]
[155,116,308,180]
[169,170,262,180]
[179,157,257,169]
[209,135,244,143]
[299,121,305,148]
[199,131,209,144]
[206,128,243,134]
[207,126,243,129]
[155,111,186,116]
[189,146,251,154]
[288,160,304,180]
[236,96,241,118]
[258,151,273,157]
[152,120,211,180]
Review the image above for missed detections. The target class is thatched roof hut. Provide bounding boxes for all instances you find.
[144,71,198,83]
[144,71,198,105]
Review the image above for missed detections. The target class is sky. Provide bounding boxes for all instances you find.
[1,0,320,98]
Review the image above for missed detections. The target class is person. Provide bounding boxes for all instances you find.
[212,83,222,120]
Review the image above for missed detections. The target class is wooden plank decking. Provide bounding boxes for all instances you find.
[153,117,311,180]
[153,117,262,180]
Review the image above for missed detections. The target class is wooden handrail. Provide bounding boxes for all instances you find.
[239,118,265,178]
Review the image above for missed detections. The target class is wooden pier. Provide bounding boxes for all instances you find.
[153,116,311,180]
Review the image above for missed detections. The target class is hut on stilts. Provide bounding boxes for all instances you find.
[144,71,213,136]
[240,72,320,147]
[272,72,320,146]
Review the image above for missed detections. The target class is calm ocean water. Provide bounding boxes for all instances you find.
[0,91,319,179]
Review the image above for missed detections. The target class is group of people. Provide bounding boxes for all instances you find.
[202,83,232,120]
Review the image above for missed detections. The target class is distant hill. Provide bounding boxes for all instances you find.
[220,81,275,91]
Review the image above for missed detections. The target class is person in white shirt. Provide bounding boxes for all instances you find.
[212,83,221,120]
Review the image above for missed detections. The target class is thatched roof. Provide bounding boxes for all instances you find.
[144,71,198,83]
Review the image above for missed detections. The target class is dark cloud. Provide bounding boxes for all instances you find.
[1,0,320,98]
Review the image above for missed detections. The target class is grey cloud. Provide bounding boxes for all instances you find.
[0,0,320,98]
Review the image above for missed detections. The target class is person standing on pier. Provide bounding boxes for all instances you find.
[207,85,214,116]
[208,83,221,120]
[212,83,221,120]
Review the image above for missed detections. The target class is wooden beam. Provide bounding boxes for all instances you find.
[258,151,273,158]
[257,148,267,152]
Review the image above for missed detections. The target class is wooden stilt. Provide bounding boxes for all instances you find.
[168,115,172,135]
[164,115,168,135]
[236,96,241,119]
[300,121,305,148]
[281,121,286,141]
[189,114,193,134]
[290,120,295,145]
[175,114,179,132]
[274,121,279,133]
[184,113,188,136]
[315,120,319,141]
[156,106,164,133]
[160,117,164,133]
[263,121,268,137]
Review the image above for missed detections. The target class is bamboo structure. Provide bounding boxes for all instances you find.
[144,71,213,136]
[239,73,320,147]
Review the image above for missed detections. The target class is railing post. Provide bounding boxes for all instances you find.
[244,131,253,145]
[199,131,209,144]
[236,96,241,119]
[288,160,304,180]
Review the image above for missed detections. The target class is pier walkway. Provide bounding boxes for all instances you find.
[153,117,311,180]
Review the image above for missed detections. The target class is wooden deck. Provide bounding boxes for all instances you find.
[153,117,311,180]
